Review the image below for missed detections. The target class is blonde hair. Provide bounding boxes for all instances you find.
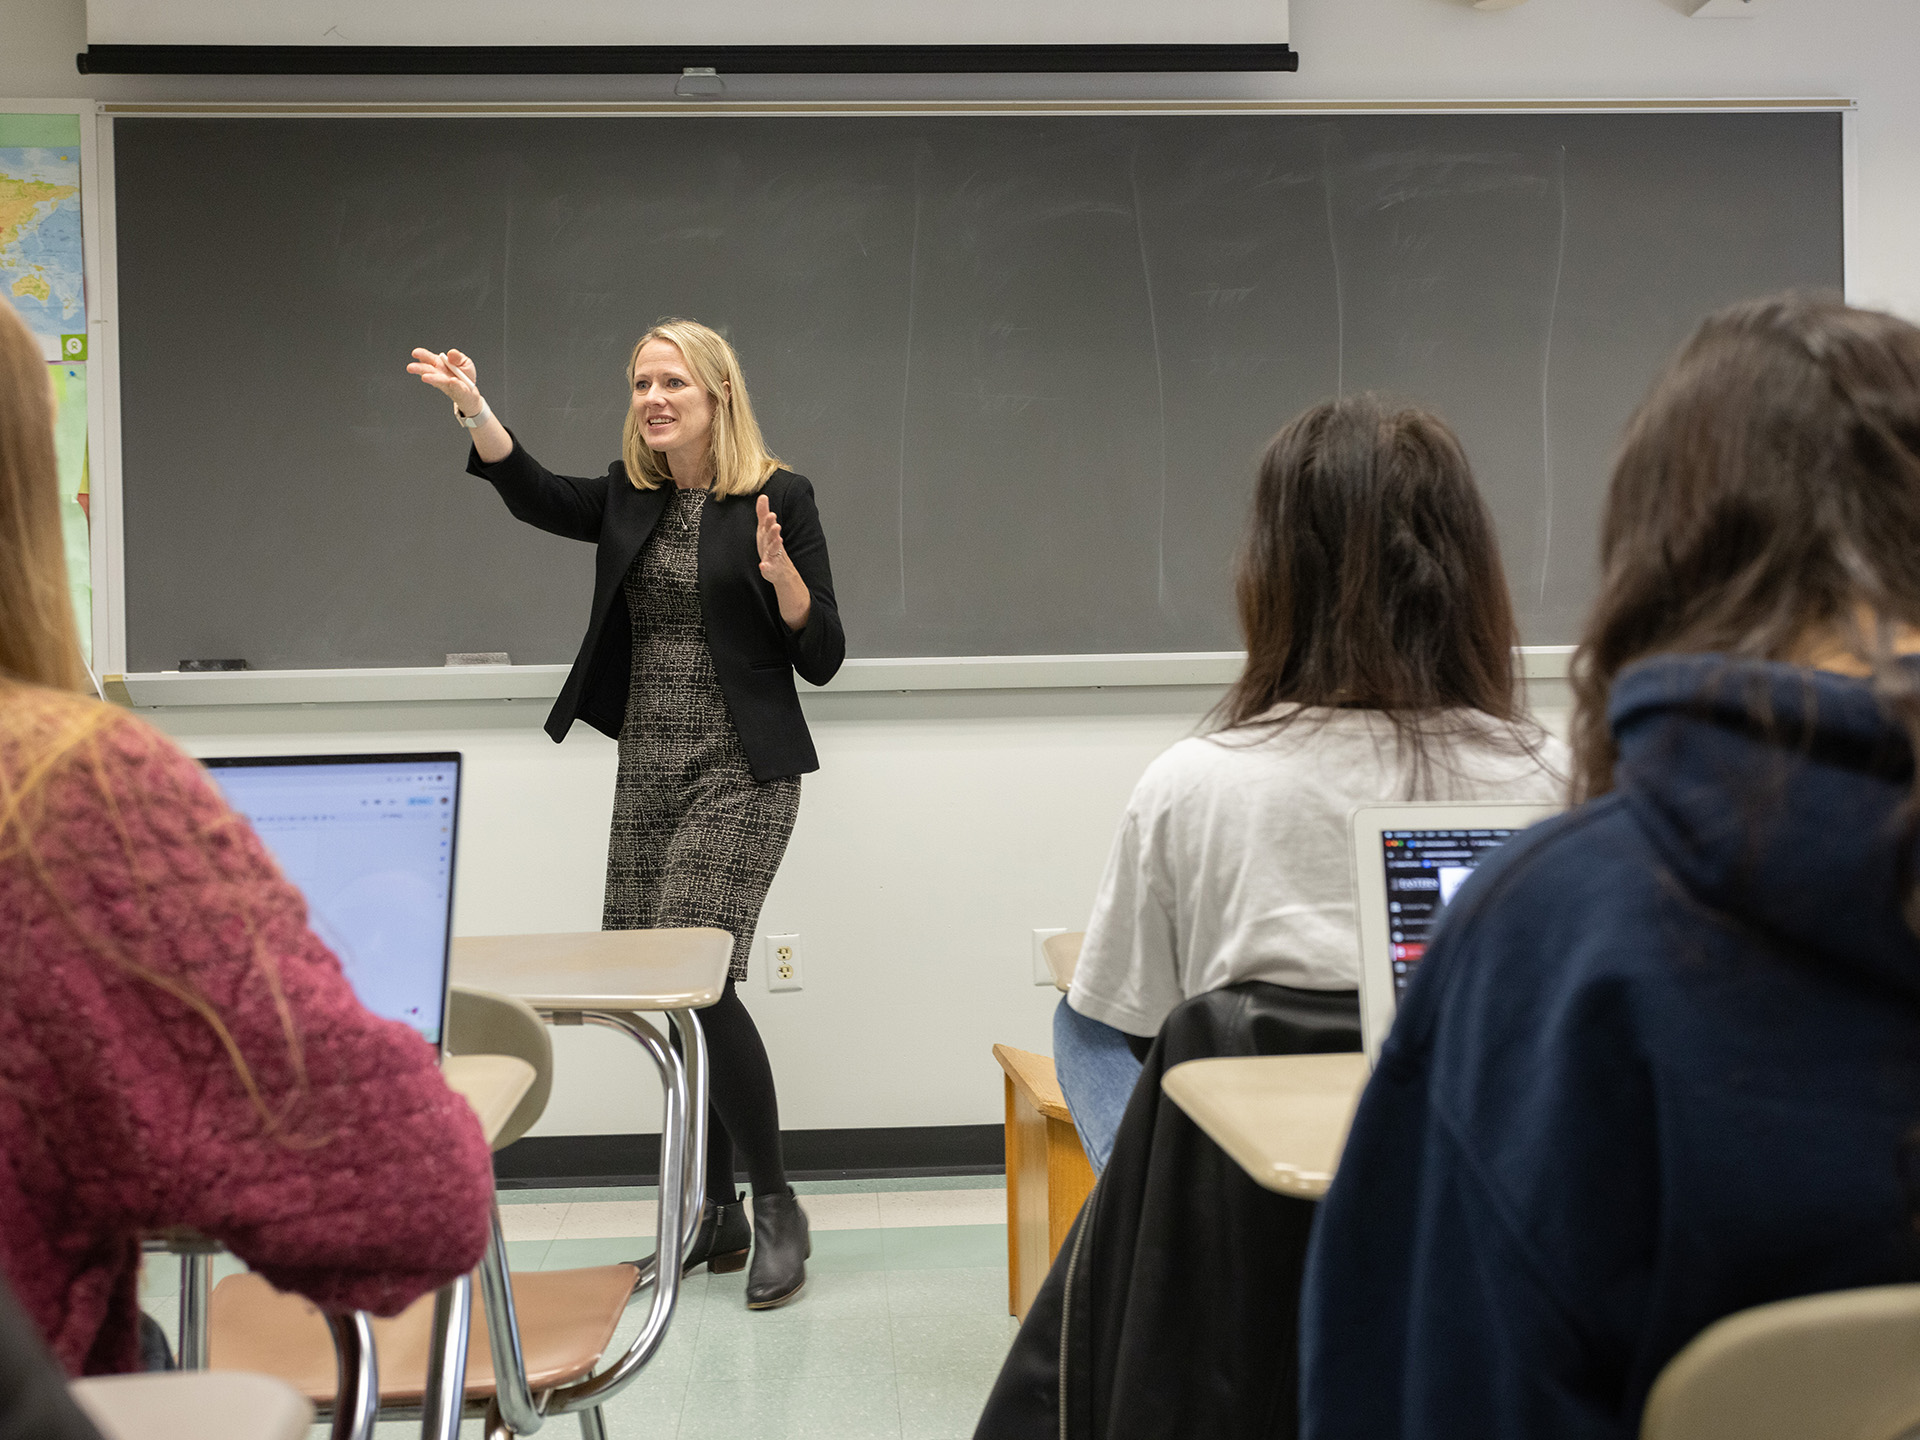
[620,319,784,498]
[0,304,315,1142]
[0,303,89,694]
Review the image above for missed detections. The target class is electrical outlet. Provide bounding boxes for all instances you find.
[765,933,801,991]
[1032,928,1068,986]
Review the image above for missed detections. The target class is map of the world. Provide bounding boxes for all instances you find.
[0,145,85,357]
[1,114,90,660]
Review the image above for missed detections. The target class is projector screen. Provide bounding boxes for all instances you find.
[86,0,1288,49]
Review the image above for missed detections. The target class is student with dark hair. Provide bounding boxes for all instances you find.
[1302,295,1920,1439]
[975,397,1563,1440]
[1056,394,1565,1169]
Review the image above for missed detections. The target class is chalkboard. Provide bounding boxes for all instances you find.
[113,110,1842,670]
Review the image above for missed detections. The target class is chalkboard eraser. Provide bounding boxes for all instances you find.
[179,659,249,671]
[446,652,511,667]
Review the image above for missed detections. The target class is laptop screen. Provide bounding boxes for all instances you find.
[203,753,461,1047]
[1380,828,1525,1002]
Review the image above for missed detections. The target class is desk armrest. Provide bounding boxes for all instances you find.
[992,1044,1074,1124]
[442,1054,537,1149]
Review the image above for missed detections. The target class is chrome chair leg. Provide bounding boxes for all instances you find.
[479,1202,545,1436]
[326,1311,380,1440]
[421,1273,472,1440]
[545,1011,691,1416]
[475,1005,700,1426]
[177,1253,212,1369]
[670,1008,710,1247]
[628,1009,711,1294]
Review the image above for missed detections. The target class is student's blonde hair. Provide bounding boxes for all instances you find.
[0,303,316,1142]
[620,319,784,498]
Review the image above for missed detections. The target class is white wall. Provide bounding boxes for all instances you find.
[2,0,1911,1136]
[137,689,1215,1136]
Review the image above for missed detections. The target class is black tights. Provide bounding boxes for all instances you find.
[690,978,788,1205]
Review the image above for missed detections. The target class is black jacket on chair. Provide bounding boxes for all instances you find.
[468,439,845,780]
[976,982,1362,1440]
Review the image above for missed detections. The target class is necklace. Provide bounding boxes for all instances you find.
[673,488,705,530]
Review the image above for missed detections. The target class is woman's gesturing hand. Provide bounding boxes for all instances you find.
[757,494,812,633]
[406,347,513,462]
[406,348,484,415]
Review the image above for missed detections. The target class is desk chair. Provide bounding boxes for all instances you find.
[1640,1284,1920,1440]
[205,1015,647,1438]
[205,1049,539,1440]
[994,932,1091,1318]
[210,940,728,1440]
[992,1045,1095,1319]
[153,990,561,1375]
[141,1238,380,1438]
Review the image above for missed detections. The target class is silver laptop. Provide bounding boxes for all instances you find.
[202,752,462,1053]
[1351,803,1560,1063]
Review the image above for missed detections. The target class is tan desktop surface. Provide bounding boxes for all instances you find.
[1161,1052,1370,1199]
[451,929,732,1012]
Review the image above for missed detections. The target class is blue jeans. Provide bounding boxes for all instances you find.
[1052,998,1146,1175]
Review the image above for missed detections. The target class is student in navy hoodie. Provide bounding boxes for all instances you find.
[1301,294,1920,1440]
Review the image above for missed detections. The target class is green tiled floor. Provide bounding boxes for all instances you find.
[141,1179,1018,1440]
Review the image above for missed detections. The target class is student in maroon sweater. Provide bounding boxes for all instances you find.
[0,305,496,1374]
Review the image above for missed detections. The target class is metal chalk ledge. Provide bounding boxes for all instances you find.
[103,648,1573,708]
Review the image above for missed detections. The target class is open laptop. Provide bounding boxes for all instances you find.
[1351,803,1560,1063]
[202,753,462,1053]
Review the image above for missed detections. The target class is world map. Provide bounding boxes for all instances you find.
[0,146,85,356]
[0,117,91,662]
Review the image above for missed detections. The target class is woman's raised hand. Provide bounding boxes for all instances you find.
[757,494,812,632]
[407,347,514,462]
[407,348,483,414]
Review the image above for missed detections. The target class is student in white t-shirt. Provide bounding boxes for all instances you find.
[1057,394,1568,1170]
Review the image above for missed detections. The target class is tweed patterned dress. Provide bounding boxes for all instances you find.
[603,487,801,981]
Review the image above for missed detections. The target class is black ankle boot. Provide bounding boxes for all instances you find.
[745,1189,810,1309]
[629,1194,749,1285]
[687,1195,751,1274]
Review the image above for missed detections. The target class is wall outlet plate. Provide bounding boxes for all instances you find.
[1031,928,1068,986]
[765,933,801,991]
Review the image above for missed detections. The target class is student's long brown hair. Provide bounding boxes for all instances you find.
[0,303,314,1138]
[1568,295,1920,811]
[1212,394,1546,795]
[0,304,88,696]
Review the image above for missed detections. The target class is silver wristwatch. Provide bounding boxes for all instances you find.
[455,399,489,430]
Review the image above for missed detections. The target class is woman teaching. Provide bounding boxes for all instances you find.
[407,320,844,1310]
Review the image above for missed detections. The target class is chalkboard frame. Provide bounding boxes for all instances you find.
[88,97,1855,702]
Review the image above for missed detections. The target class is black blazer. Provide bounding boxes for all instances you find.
[468,438,845,780]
